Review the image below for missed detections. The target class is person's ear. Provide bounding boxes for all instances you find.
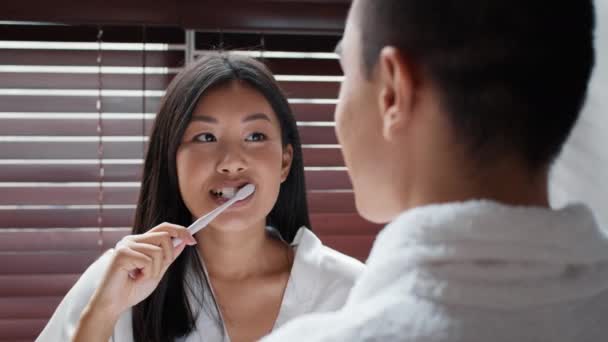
[377,46,417,141]
[280,144,294,182]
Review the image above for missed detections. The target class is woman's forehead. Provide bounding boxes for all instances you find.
[191,82,276,121]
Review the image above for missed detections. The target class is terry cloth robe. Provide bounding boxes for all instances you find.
[37,227,364,342]
[262,201,608,342]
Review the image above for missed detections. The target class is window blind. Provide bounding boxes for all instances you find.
[0,24,381,341]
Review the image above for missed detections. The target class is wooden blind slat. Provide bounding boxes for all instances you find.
[0,49,185,67]
[0,73,175,91]
[280,81,339,99]
[0,252,99,274]
[265,58,341,76]
[0,297,62,320]
[0,274,80,297]
[0,25,185,43]
[0,208,134,228]
[0,95,161,113]
[306,148,347,167]
[0,164,142,182]
[0,230,127,252]
[0,118,154,136]
[0,319,46,340]
[195,32,340,52]
[292,103,335,121]
[0,141,147,159]
[1,187,138,205]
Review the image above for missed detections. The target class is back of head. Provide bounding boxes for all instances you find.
[359,0,595,170]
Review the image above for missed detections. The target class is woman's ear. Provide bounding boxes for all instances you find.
[377,46,417,141]
[280,144,294,182]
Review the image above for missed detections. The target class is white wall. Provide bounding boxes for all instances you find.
[550,0,608,228]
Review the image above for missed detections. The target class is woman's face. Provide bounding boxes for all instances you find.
[177,81,293,233]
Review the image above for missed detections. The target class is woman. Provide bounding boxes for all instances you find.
[37,52,364,342]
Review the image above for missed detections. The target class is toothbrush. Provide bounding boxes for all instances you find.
[172,183,256,247]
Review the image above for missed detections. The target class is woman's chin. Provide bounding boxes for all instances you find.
[204,214,266,233]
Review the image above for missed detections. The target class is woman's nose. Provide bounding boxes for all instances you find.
[216,146,248,174]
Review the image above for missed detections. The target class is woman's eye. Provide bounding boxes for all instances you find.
[245,132,267,142]
[194,133,217,143]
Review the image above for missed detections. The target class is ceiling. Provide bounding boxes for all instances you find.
[1,0,352,34]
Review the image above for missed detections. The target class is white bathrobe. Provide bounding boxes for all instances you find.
[37,227,364,342]
[263,201,608,342]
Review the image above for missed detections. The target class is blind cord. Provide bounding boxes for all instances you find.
[96,26,105,253]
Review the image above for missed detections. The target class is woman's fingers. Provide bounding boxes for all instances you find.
[113,222,197,280]
[148,222,197,246]
[149,222,186,235]
[113,244,152,278]
[116,236,164,279]
[93,222,197,316]
[130,243,163,279]
[133,225,196,251]
[157,234,174,264]
[131,231,171,245]
[134,230,194,259]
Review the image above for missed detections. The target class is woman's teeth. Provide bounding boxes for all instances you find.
[211,187,237,199]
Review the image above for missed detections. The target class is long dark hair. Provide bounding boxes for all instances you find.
[131,52,311,341]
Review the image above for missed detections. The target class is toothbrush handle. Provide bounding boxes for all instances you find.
[171,196,239,247]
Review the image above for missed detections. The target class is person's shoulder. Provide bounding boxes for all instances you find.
[262,293,410,342]
[289,228,365,311]
[317,244,365,284]
[295,227,365,284]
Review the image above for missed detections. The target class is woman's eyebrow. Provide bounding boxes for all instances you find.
[190,113,271,124]
[242,113,271,123]
[191,115,218,123]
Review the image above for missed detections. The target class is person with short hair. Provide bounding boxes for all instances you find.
[262,1,608,341]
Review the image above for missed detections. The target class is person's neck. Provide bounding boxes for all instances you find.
[389,103,551,211]
[195,220,288,281]
[407,155,550,211]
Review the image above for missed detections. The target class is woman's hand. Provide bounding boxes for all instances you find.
[73,223,197,342]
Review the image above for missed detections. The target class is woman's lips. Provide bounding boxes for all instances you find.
[207,187,255,209]
[209,182,252,197]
